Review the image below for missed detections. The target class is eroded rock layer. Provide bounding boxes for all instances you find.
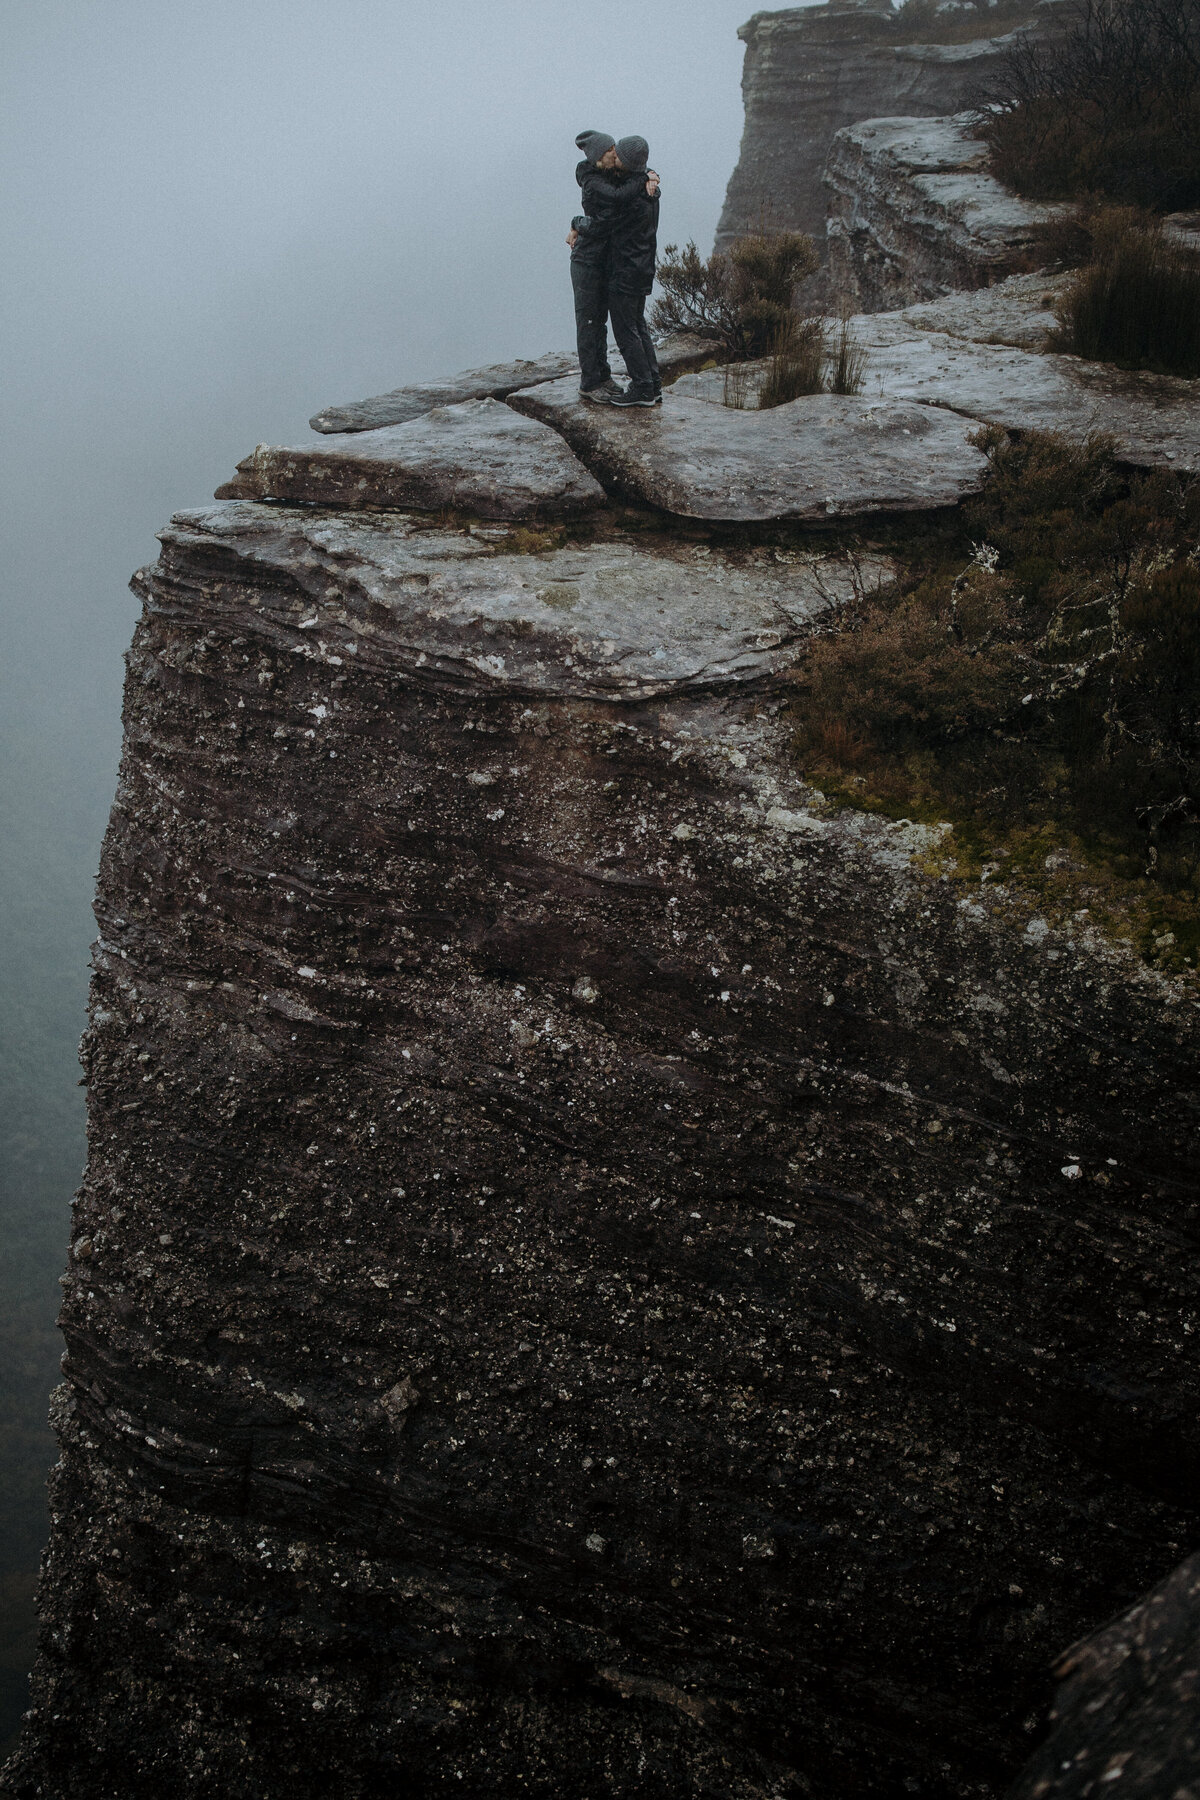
[825,114,1070,312]
[715,4,1036,260]
[4,498,1198,1800]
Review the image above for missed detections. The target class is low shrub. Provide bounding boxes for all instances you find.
[757,320,827,408]
[790,429,1200,909]
[828,318,867,396]
[1050,212,1200,376]
[652,233,819,361]
[975,0,1200,209]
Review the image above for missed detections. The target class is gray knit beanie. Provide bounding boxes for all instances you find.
[615,135,649,172]
[575,130,616,164]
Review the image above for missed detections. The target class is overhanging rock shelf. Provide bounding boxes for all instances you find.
[4,322,1199,1800]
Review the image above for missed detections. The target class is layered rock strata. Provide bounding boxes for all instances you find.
[715,3,1038,258]
[3,456,1199,1797]
[825,114,1070,312]
[215,399,606,520]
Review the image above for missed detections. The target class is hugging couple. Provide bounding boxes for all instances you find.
[567,130,662,408]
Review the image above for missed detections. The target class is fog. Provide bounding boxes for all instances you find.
[0,0,772,1746]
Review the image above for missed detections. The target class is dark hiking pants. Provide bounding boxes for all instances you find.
[609,287,660,395]
[571,259,612,392]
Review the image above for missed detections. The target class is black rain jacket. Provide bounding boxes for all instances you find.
[609,183,660,296]
[570,161,651,271]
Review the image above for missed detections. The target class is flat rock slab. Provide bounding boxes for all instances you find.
[310,335,722,434]
[161,501,891,700]
[850,315,1200,471]
[508,378,989,521]
[898,270,1070,351]
[215,398,606,520]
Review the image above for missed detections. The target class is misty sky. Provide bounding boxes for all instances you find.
[0,0,814,1743]
[0,0,758,1111]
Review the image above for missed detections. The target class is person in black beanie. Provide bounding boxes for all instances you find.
[566,131,659,404]
[606,136,662,408]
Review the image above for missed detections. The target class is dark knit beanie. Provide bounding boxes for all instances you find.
[615,135,649,171]
[575,130,616,164]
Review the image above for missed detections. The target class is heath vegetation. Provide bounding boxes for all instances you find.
[1049,210,1200,378]
[977,0,1200,209]
[790,429,1200,966]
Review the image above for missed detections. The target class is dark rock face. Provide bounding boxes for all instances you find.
[508,379,990,520]
[715,3,1034,260]
[4,495,1198,1799]
[215,399,607,521]
[1008,1552,1200,1799]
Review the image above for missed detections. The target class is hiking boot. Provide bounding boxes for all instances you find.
[609,386,657,408]
[579,380,623,404]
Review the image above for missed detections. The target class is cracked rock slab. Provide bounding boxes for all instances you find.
[507,379,989,520]
[309,334,722,435]
[215,398,607,521]
[156,502,891,700]
[849,315,1200,471]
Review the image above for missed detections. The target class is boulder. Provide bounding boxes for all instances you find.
[1009,1552,1200,1799]
[507,378,989,520]
[825,113,1072,312]
[215,398,606,520]
[309,335,722,435]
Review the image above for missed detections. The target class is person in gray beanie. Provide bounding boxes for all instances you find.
[606,136,663,407]
[566,131,660,402]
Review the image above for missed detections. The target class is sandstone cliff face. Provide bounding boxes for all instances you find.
[825,114,1069,311]
[3,458,1198,1795]
[714,2,1034,259]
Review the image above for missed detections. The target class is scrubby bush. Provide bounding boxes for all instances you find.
[1049,211,1200,376]
[976,0,1200,208]
[791,429,1200,898]
[652,233,819,361]
[828,318,867,396]
[757,320,828,408]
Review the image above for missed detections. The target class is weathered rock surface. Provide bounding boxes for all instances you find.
[309,350,580,434]
[214,399,607,521]
[1009,1552,1200,1799]
[508,378,990,519]
[899,270,1070,351]
[3,494,1198,1800]
[144,503,887,699]
[826,114,1071,312]
[849,315,1200,471]
[715,2,1041,263]
[310,336,722,436]
[670,313,1200,472]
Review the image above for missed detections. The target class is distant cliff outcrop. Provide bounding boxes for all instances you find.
[715,0,1039,264]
